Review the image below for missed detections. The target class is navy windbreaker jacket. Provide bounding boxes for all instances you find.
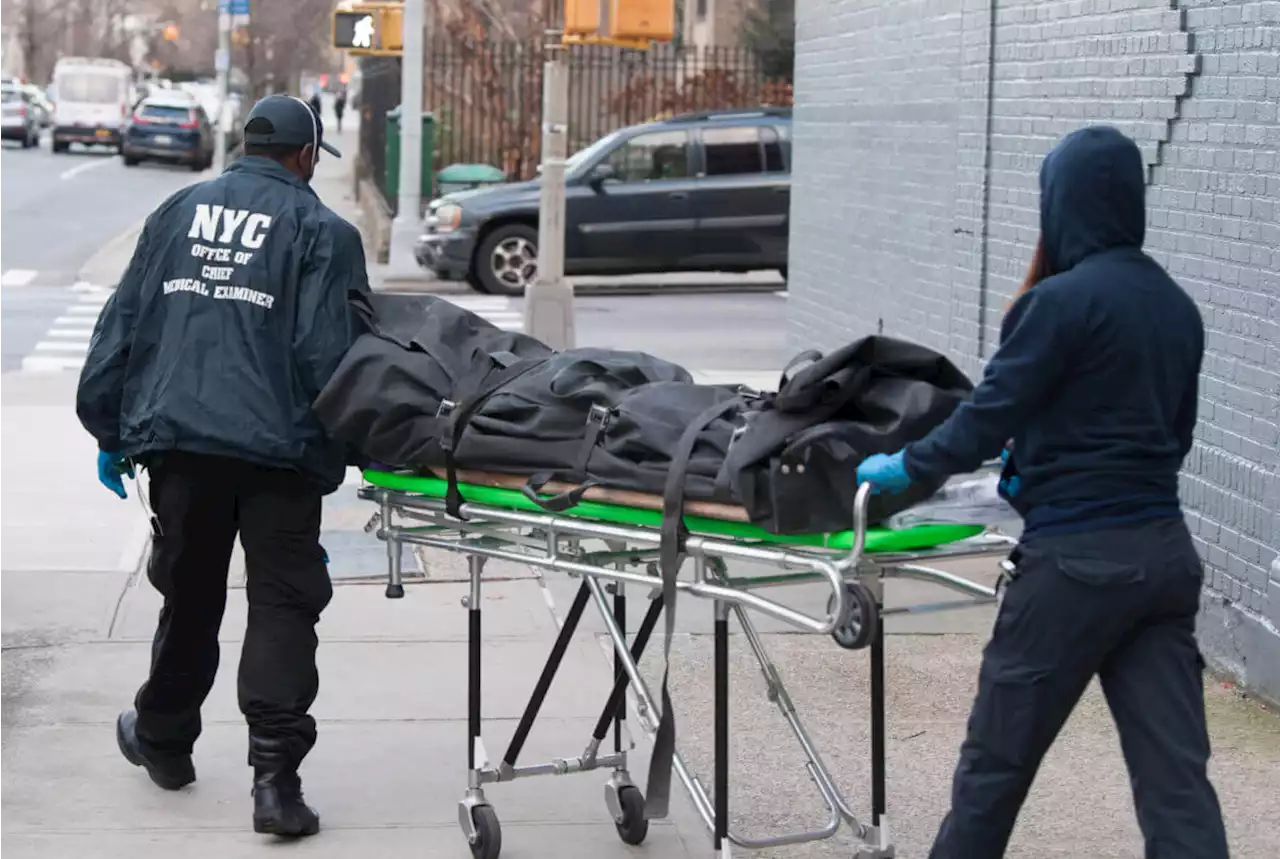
[903,126,1205,537]
[76,156,371,493]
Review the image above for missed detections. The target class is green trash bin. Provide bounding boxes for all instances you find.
[435,163,508,196]
[384,106,435,206]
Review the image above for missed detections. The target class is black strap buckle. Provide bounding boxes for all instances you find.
[586,404,613,428]
[724,421,748,457]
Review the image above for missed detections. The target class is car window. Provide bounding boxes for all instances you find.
[140,104,192,122]
[58,74,124,103]
[604,131,690,182]
[760,126,786,173]
[566,130,622,174]
[1,89,20,103]
[702,126,765,176]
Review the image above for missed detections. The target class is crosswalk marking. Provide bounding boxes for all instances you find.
[20,284,109,373]
[22,355,92,372]
[35,340,92,351]
[1,269,38,287]
[20,289,525,374]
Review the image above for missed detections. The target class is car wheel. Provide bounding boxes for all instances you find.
[52,140,68,154]
[123,155,139,167]
[779,266,788,282]
[474,223,538,297]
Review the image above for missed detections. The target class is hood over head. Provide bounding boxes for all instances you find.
[1038,125,1146,274]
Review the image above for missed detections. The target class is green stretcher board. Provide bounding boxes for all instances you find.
[362,470,985,554]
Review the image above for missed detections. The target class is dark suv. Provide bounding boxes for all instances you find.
[121,94,215,171]
[415,108,792,295]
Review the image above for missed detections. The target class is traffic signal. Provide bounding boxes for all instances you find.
[332,3,403,56]
[162,23,180,41]
[563,0,675,49]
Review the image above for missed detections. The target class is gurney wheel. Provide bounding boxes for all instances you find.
[612,785,649,845]
[468,804,502,859]
[829,582,878,651]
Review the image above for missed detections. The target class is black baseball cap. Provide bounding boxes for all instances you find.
[242,94,341,157]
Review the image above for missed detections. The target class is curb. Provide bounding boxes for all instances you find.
[76,166,217,288]
[77,218,147,288]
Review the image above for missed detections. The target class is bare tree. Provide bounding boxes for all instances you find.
[2,0,62,82]
[237,0,335,96]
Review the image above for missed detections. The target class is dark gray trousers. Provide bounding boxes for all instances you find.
[928,517,1229,859]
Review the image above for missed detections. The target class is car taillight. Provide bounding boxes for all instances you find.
[179,110,197,129]
[17,104,25,117]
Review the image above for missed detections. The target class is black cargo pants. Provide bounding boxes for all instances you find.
[928,517,1229,859]
[132,451,333,772]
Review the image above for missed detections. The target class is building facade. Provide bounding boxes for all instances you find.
[787,0,1280,702]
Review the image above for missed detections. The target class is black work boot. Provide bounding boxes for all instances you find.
[249,735,320,837]
[116,708,196,790]
[252,769,321,837]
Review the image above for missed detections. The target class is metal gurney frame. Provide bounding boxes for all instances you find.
[358,472,1016,859]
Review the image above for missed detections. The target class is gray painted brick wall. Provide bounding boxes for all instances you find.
[789,0,1280,703]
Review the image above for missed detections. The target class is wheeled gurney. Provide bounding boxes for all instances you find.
[358,467,1015,859]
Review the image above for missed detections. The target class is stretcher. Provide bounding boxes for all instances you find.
[358,467,1016,859]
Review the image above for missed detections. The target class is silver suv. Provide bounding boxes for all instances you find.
[1,84,41,148]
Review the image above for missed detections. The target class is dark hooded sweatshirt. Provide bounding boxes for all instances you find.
[902,125,1204,538]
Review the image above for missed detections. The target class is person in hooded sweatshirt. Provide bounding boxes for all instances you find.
[856,125,1230,857]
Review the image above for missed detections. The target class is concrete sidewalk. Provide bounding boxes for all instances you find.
[5,374,1278,859]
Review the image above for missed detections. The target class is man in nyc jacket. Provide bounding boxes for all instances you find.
[76,94,369,838]
[857,126,1229,858]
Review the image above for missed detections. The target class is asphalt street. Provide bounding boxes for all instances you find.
[0,121,791,381]
[0,136,199,283]
[1,134,208,374]
[436,290,791,378]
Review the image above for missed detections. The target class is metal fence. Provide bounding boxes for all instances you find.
[427,39,794,181]
[355,55,401,206]
[356,40,793,207]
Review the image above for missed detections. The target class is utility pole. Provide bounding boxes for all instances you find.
[523,0,575,350]
[387,0,425,278]
[212,1,233,173]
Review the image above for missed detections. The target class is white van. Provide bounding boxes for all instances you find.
[49,57,134,153]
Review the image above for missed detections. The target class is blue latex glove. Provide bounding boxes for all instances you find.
[856,450,913,495]
[97,450,134,499]
[998,445,1021,498]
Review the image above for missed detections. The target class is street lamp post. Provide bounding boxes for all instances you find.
[387,0,425,278]
[212,4,231,173]
[522,0,576,350]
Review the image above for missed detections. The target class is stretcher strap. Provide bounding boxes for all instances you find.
[441,357,548,519]
[646,394,746,820]
[711,420,749,505]
[516,405,614,512]
[519,473,603,512]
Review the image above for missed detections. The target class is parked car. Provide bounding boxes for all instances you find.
[415,108,792,295]
[0,83,41,148]
[121,93,215,170]
[21,84,53,128]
